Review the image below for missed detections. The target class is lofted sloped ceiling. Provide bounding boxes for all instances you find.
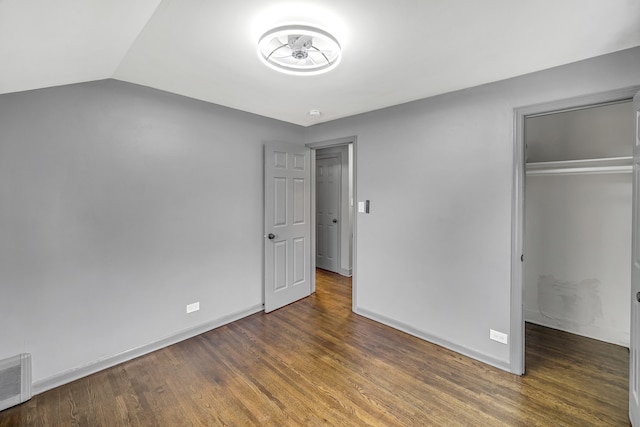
[1,0,639,126]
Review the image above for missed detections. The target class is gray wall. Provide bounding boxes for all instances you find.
[0,80,304,388]
[305,47,640,369]
[2,47,639,389]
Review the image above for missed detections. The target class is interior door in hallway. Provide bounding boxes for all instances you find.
[316,156,340,273]
[264,142,311,313]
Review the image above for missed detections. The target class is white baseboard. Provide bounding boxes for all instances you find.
[33,304,264,395]
[339,267,352,277]
[355,307,511,372]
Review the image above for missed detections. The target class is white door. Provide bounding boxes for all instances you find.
[264,142,311,313]
[316,156,341,273]
[631,90,640,425]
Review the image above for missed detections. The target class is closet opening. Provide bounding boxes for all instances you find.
[523,100,635,348]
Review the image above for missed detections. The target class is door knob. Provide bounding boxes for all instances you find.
[332,219,338,223]
[637,291,640,303]
[268,233,275,240]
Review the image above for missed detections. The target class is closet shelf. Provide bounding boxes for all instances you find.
[526,156,632,176]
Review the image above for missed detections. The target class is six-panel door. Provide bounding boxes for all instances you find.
[264,142,311,313]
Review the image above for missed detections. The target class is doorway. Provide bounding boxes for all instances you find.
[316,146,352,276]
[307,137,357,309]
[511,87,640,375]
[523,100,634,347]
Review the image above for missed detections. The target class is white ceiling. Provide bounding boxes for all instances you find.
[1,0,639,126]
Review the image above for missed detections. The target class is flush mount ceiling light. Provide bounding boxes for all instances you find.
[257,25,341,76]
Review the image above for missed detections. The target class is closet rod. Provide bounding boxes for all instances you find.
[526,156,632,176]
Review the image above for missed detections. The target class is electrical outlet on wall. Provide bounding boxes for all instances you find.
[489,329,508,344]
[186,302,200,314]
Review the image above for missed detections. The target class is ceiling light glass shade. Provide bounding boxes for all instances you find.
[257,25,341,76]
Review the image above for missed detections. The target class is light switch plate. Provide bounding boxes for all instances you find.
[358,201,365,213]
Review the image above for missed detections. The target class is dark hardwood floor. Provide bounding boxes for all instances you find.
[0,269,630,426]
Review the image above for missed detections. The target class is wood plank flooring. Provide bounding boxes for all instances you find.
[0,269,630,426]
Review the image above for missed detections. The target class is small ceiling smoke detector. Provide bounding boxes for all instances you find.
[258,25,341,76]
[308,109,321,117]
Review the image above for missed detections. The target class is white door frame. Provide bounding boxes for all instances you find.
[511,86,640,375]
[630,89,640,425]
[307,136,357,312]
